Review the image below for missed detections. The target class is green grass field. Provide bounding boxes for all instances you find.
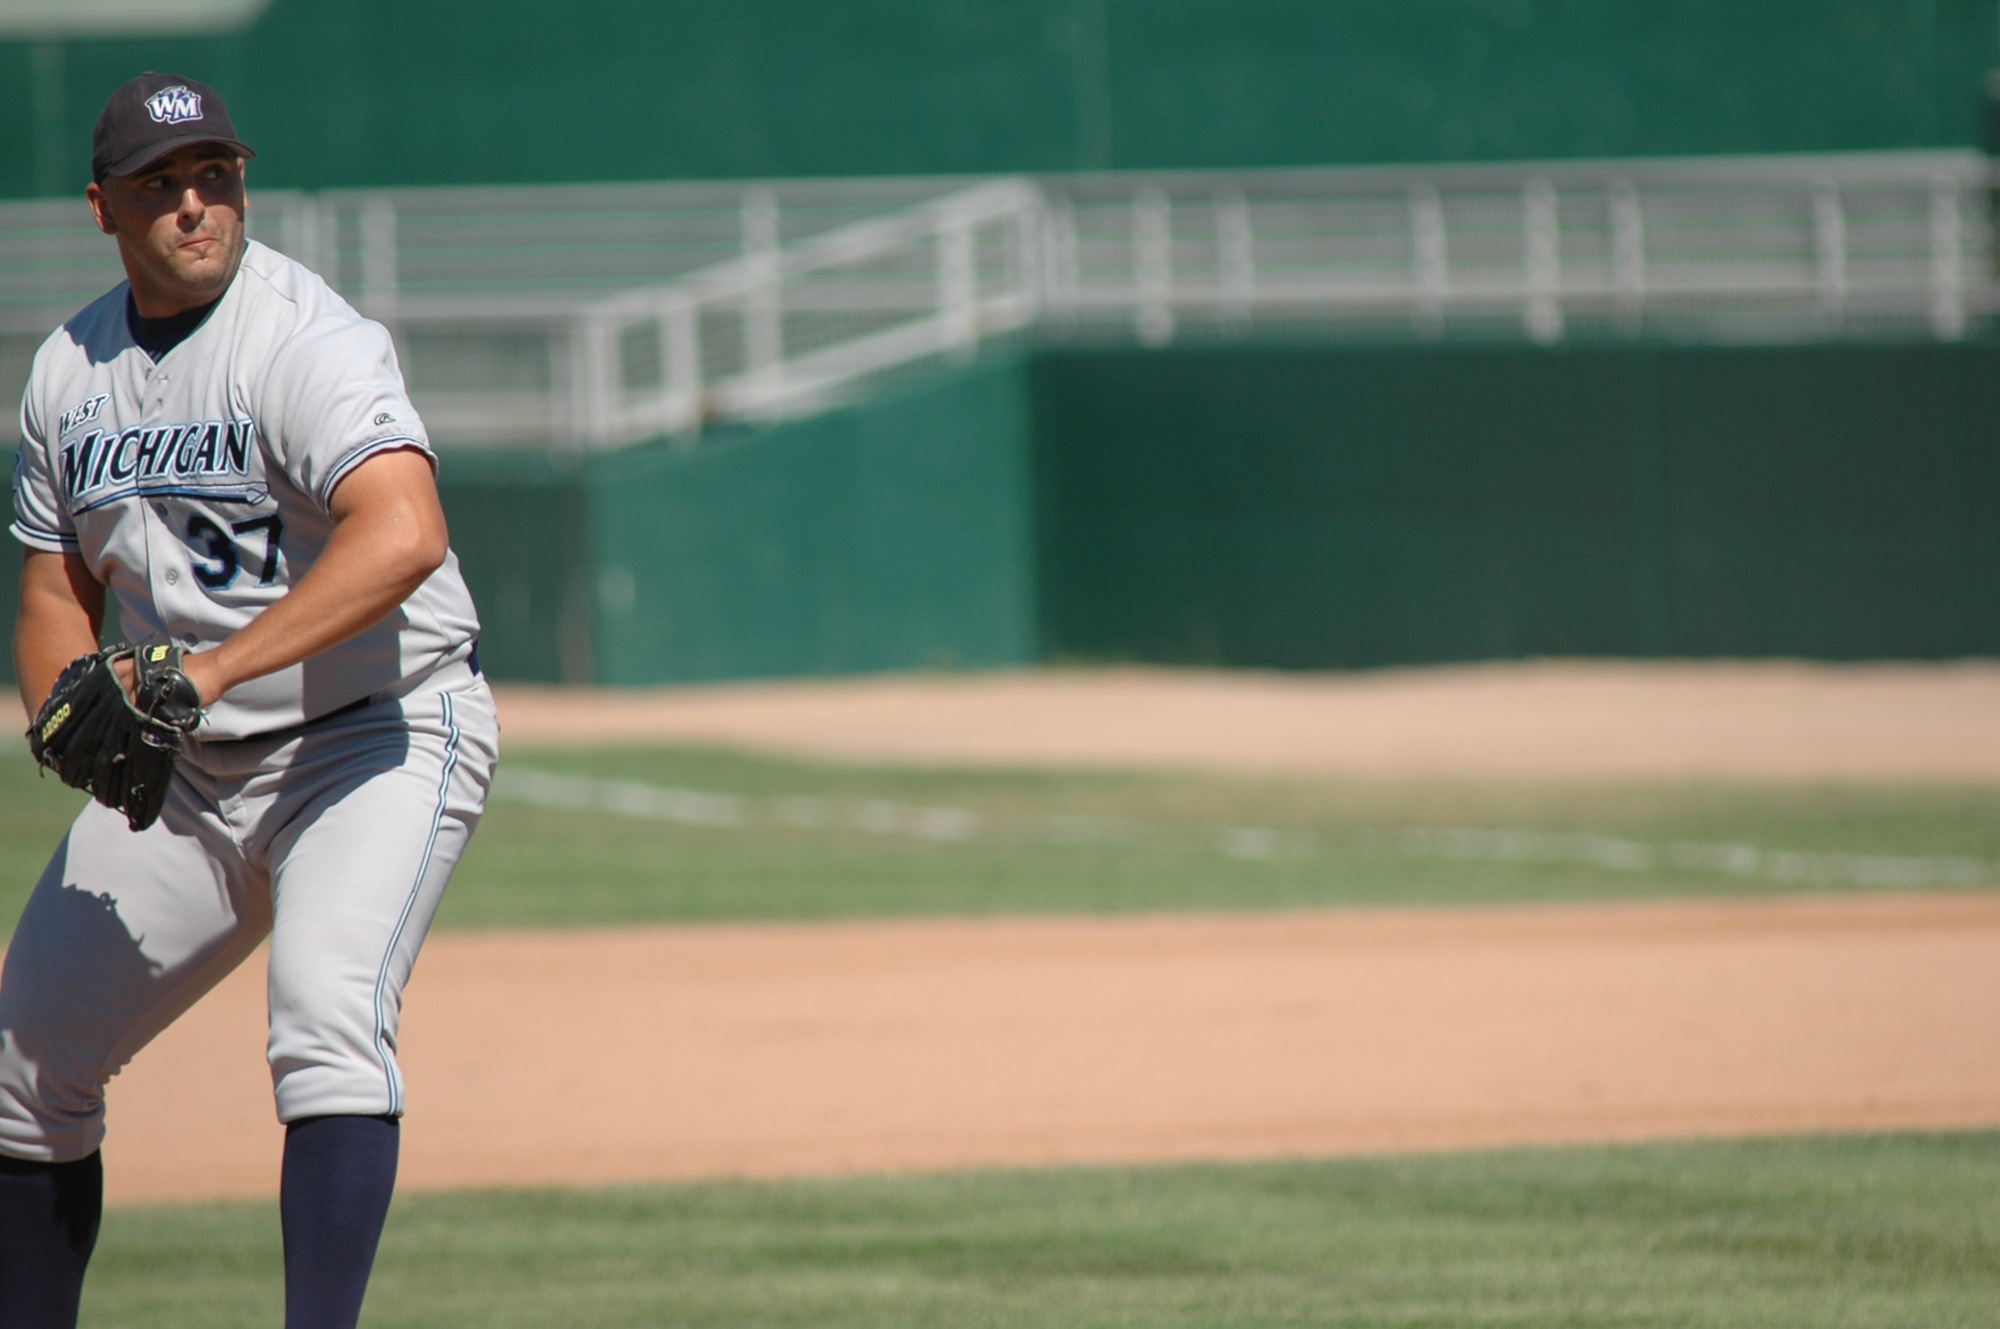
[85,1132,2000,1328]
[1,741,1997,931]
[445,745,2000,926]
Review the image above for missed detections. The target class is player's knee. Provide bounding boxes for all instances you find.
[0,1032,108,1163]
[267,1010,406,1123]
[0,944,126,1163]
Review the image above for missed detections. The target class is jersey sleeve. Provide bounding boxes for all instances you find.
[9,386,77,553]
[265,315,435,510]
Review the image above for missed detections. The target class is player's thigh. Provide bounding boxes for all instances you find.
[0,790,267,1160]
[263,685,496,1119]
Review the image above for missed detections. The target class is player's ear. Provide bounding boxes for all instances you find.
[84,183,117,237]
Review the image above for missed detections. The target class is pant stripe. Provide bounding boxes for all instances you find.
[371,691,461,1117]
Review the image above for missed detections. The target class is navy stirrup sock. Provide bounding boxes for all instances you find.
[281,1114,400,1329]
[0,1150,103,1329]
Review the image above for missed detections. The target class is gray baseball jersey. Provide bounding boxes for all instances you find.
[10,238,481,739]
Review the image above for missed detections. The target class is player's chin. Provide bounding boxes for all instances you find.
[167,247,242,296]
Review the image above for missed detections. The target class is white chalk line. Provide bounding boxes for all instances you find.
[494,767,1305,861]
[1378,827,1988,890]
[492,767,1995,889]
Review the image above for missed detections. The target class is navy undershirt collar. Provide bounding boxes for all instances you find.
[126,292,219,361]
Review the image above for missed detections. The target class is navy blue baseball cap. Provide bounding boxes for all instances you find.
[92,73,255,182]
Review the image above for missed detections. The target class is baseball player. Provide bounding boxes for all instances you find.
[0,73,496,1328]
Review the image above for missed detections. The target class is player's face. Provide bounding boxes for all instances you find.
[86,145,247,318]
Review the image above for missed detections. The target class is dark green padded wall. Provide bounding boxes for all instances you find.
[586,356,1041,685]
[1033,340,2000,669]
[1966,343,2000,641]
[1655,344,1992,658]
[2,0,1994,196]
[435,453,594,684]
[1032,345,1668,667]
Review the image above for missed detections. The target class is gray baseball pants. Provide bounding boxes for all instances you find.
[0,669,498,1162]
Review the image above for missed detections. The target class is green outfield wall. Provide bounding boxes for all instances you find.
[582,359,1042,684]
[6,338,1995,688]
[436,356,1043,685]
[2,0,1996,196]
[433,452,594,684]
[1032,341,2000,669]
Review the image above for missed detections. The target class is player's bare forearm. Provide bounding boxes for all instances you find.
[184,448,450,706]
[14,549,107,712]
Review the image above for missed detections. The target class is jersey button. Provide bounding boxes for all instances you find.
[153,503,168,519]
[164,569,180,585]
[183,634,198,647]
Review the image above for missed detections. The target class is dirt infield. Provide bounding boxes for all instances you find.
[46,662,2000,1204]
[491,660,2000,781]
[106,893,2000,1206]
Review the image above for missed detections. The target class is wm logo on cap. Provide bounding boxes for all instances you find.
[144,87,203,125]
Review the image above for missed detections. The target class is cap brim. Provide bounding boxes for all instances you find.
[103,134,255,180]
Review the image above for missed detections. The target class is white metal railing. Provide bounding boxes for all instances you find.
[0,151,1990,450]
[1035,151,1993,347]
[561,178,1042,447]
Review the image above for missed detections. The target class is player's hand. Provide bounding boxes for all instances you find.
[114,649,222,706]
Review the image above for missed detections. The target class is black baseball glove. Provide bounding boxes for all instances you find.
[27,643,205,832]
